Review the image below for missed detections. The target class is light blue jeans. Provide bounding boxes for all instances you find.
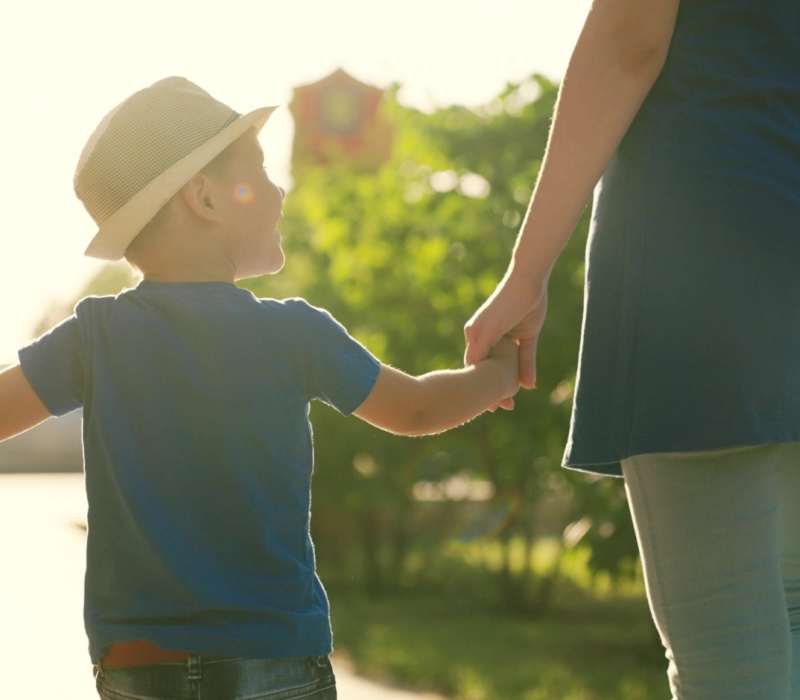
[94,654,336,700]
[622,443,800,699]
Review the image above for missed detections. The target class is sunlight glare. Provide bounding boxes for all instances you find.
[0,0,591,360]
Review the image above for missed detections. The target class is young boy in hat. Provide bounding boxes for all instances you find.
[0,77,518,699]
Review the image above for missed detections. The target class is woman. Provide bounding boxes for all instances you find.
[465,0,800,697]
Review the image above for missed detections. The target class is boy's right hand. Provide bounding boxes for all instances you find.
[486,336,520,411]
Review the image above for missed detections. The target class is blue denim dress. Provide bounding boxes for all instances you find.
[564,0,800,475]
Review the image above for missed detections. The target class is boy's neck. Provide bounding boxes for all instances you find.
[141,268,235,284]
[133,235,237,284]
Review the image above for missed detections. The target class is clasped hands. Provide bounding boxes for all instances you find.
[464,270,548,411]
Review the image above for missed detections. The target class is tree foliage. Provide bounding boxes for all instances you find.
[246,75,638,609]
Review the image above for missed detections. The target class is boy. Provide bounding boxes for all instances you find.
[0,77,518,699]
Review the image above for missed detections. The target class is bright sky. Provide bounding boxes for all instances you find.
[0,0,591,364]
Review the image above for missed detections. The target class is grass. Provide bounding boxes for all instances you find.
[326,547,668,700]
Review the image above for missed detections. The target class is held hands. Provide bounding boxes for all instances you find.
[465,270,548,391]
[486,335,521,411]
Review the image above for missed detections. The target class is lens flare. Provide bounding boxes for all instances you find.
[233,182,254,205]
[447,494,520,551]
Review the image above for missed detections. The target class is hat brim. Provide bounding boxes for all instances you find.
[84,105,277,261]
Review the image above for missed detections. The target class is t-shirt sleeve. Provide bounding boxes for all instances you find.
[292,300,381,416]
[18,313,84,416]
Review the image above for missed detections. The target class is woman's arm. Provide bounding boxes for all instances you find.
[464,0,680,388]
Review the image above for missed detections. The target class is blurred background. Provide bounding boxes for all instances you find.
[1,0,591,364]
[1,2,669,698]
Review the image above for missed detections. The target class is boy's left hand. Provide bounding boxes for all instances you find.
[486,336,520,411]
[0,364,52,442]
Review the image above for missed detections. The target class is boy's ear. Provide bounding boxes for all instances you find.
[180,172,225,224]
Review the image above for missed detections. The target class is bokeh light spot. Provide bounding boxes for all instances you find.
[447,494,520,551]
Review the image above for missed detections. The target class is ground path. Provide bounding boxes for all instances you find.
[0,474,443,699]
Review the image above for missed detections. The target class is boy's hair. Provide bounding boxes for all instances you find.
[123,138,241,268]
[201,140,239,179]
[74,77,276,262]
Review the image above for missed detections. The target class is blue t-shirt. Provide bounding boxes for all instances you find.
[19,280,381,662]
[564,0,800,474]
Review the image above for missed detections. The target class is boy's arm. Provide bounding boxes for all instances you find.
[353,337,519,437]
[0,364,52,442]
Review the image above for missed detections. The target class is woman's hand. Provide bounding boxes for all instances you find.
[466,0,679,396]
[464,270,548,390]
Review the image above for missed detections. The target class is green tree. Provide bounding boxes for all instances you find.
[247,75,637,609]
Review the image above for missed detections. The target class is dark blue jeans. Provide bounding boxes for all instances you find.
[94,654,336,699]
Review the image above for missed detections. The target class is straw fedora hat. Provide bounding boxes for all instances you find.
[75,77,277,261]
